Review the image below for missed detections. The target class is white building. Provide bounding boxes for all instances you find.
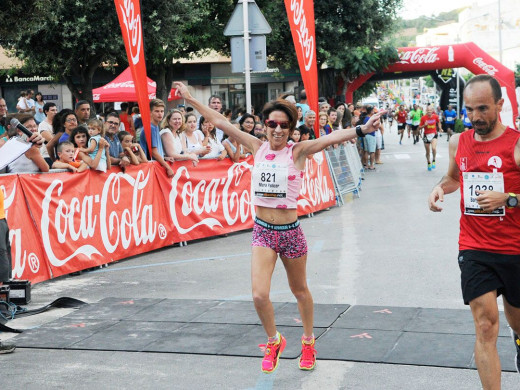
[416,0,520,70]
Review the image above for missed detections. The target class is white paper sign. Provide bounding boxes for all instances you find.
[0,138,32,170]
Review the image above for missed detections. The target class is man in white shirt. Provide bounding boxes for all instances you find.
[208,95,224,142]
[25,89,35,114]
[38,102,57,166]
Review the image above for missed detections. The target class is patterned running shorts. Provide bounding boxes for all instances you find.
[251,217,308,259]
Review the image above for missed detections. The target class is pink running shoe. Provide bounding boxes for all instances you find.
[259,334,287,373]
[299,339,317,370]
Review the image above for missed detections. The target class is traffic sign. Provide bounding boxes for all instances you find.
[223,0,271,36]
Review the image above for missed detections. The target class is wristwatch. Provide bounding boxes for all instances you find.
[356,125,365,138]
[506,193,518,208]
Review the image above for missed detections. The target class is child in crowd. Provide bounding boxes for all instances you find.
[52,141,88,172]
[256,133,268,143]
[81,119,109,172]
[118,131,148,165]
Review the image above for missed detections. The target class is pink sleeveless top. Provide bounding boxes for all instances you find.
[252,142,303,209]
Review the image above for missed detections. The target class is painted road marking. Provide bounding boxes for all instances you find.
[92,252,251,273]
[373,309,392,314]
[350,332,372,339]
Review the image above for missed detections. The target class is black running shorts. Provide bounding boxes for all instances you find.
[442,122,454,131]
[397,123,405,131]
[458,250,520,307]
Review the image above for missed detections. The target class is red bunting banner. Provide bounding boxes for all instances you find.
[284,0,319,137]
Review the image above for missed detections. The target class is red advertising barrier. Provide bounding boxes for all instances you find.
[3,152,336,283]
[157,158,255,242]
[1,174,51,283]
[298,152,336,215]
[18,164,174,278]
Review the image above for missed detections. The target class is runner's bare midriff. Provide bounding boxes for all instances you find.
[255,206,298,225]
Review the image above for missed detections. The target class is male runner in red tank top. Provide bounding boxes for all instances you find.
[428,74,520,389]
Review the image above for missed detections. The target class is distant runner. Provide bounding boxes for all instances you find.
[419,106,441,171]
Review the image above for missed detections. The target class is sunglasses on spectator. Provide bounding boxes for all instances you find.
[66,118,78,123]
[107,120,120,126]
[264,120,290,129]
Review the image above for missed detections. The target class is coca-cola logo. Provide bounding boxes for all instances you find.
[3,183,42,278]
[298,151,334,209]
[104,80,156,90]
[119,0,142,65]
[290,0,315,71]
[169,162,254,234]
[473,57,498,76]
[399,47,440,65]
[11,228,40,277]
[40,170,159,267]
[1,184,15,216]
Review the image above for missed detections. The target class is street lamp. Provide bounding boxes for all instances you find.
[498,0,503,63]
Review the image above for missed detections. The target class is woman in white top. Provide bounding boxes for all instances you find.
[199,116,227,160]
[181,113,210,157]
[222,122,247,162]
[34,92,46,124]
[160,109,199,166]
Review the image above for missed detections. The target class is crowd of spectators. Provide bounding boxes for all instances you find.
[1,87,381,176]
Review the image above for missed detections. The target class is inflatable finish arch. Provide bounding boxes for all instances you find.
[347,43,518,128]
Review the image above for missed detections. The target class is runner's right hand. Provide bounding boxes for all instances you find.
[428,186,444,212]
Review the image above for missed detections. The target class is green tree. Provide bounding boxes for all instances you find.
[141,0,233,102]
[515,64,520,88]
[0,0,125,113]
[0,0,234,109]
[257,0,403,101]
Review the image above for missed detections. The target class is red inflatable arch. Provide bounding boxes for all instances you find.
[346,42,518,129]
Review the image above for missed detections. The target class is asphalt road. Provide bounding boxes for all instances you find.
[2,124,519,389]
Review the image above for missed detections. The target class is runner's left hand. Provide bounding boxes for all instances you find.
[364,110,387,133]
[475,190,508,213]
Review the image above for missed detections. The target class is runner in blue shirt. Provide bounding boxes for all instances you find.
[443,105,457,141]
[461,106,472,131]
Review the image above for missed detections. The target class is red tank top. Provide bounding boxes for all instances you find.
[456,128,520,254]
[397,111,407,124]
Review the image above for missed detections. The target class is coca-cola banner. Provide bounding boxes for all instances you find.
[157,158,255,242]
[114,0,153,152]
[2,174,51,282]
[284,0,319,138]
[7,154,336,283]
[297,152,336,215]
[19,165,175,278]
[347,43,518,128]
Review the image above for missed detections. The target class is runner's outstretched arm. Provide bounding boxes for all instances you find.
[428,134,460,212]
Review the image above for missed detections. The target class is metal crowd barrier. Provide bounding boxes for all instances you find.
[325,143,364,204]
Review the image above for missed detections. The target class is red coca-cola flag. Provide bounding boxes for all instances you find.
[114,0,152,153]
[284,0,319,138]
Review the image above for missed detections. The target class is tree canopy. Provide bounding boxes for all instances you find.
[256,0,403,101]
[1,0,403,107]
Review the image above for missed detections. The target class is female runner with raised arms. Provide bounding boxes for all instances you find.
[175,82,384,374]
